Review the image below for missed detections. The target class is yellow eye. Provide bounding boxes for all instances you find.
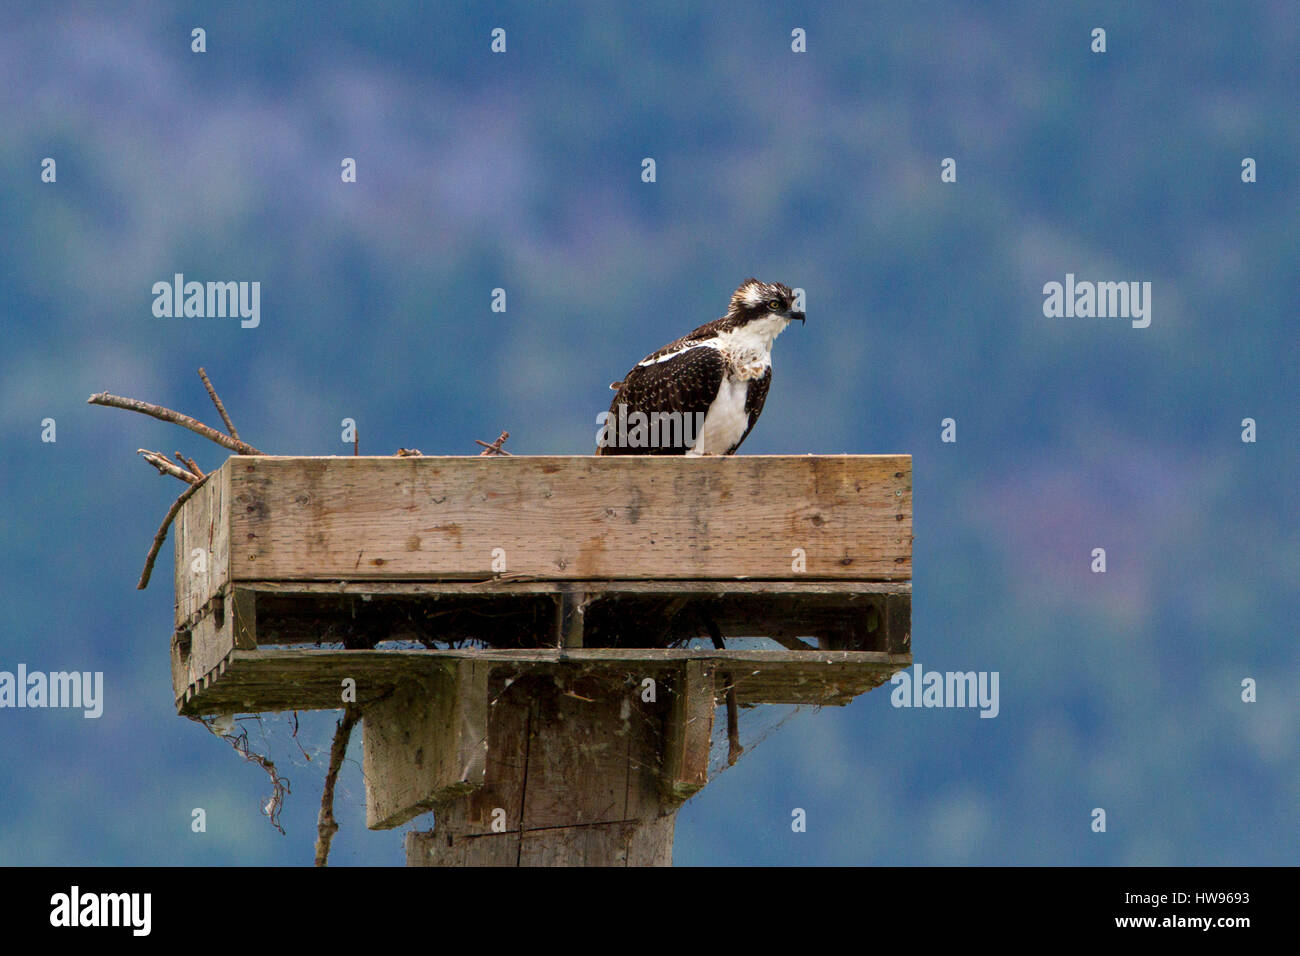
[767,299,781,311]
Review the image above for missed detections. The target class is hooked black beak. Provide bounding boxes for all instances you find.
[791,311,806,324]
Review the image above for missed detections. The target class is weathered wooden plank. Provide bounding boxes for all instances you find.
[242,579,913,596]
[170,602,235,704]
[169,630,189,702]
[363,661,490,829]
[174,647,909,715]
[662,661,715,804]
[194,645,903,668]
[173,467,229,626]
[214,455,910,582]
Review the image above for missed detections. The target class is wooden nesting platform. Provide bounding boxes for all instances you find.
[170,455,912,716]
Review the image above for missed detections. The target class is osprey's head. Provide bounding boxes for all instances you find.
[726,278,805,328]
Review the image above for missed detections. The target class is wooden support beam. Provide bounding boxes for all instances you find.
[175,646,910,714]
[885,591,911,655]
[556,587,586,648]
[662,660,716,804]
[362,660,491,829]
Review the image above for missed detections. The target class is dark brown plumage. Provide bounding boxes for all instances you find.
[597,279,803,456]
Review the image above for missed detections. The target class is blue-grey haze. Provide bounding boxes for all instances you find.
[0,0,1296,865]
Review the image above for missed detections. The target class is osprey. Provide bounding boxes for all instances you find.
[597,278,804,455]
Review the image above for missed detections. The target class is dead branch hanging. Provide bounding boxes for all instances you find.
[315,706,360,866]
[138,476,207,589]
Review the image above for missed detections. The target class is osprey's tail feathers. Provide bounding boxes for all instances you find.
[597,382,624,454]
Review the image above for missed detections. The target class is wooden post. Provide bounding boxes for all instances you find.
[403,669,679,866]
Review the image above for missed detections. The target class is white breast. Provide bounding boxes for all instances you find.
[715,314,789,366]
[688,377,751,456]
[687,317,790,455]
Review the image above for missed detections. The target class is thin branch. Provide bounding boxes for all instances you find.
[197,366,240,440]
[290,711,312,762]
[138,448,200,484]
[138,477,207,589]
[316,706,360,866]
[88,391,263,455]
[176,452,204,478]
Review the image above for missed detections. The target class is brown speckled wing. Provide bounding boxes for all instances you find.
[731,368,771,454]
[598,346,725,455]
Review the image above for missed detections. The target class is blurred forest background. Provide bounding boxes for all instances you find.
[0,0,1296,865]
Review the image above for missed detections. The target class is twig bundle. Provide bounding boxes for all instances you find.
[88,369,252,588]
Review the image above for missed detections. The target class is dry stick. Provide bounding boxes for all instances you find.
[197,366,240,440]
[138,449,199,484]
[316,706,360,867]
[290,711,312,763]
[175,452,204,478]
[87,392,263,455]
[476,430,512,456]
[138,477,207,589]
